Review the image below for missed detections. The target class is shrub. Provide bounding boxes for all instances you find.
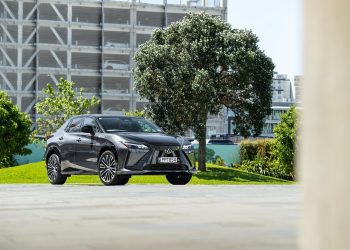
[240,139,274,163]
[214,155,226,166]
[241,158,274,176]
[0,91,32,168]
[239,106,298,181]
[241,158,293,180]
[272,105,298,180]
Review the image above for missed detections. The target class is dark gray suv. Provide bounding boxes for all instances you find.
[45,115,195,186]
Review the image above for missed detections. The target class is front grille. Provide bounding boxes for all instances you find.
[157,150,180,158]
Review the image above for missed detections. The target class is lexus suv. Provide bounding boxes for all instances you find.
[45,115,195,186]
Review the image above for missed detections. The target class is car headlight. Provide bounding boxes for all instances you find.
[122,142,149,151]
[182,144,194,153]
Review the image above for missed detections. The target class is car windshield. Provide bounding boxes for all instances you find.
[98,117,163,133]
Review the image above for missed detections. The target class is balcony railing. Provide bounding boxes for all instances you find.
[137,0,223,7]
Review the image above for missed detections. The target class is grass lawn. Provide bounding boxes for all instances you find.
[0,161,293,185]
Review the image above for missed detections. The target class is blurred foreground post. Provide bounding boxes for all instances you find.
[301,0,350,249]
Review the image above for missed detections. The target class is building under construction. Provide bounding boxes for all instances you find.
[0,0,227,133]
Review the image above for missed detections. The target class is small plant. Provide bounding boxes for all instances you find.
[35,78,100,136]
[214,155,226,166]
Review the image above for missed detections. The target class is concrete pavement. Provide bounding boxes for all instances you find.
[0,185,298,250]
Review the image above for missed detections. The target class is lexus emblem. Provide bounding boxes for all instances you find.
[164,148,173,154]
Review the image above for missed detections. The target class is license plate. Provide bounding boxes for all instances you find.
[158,157,178,163]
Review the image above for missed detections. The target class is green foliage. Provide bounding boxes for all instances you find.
[134,12,275,170]
[241,158,275,177]
[240,139,274,163]
[272,105,298,179]
[239,106,298,180]
[124,110,146,117]
[0,91,32,168]
[214,155,226,166]
[35,78,100,136]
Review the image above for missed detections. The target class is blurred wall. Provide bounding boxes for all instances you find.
[300,0,350,249]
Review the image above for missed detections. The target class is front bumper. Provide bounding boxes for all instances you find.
[117,145,196,175]
[117,168,196,175]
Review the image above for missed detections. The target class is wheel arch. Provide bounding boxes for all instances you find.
[98,146,118,161]
[45,146,61,163]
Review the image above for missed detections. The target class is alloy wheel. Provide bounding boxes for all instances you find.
[99,152,117,183]
[47,154,59,182]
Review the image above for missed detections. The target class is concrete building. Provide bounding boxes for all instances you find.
[0,0,227,127]
[294,75,302,103]
[259,73,295,137]
[260,101,294,137]
[272,73,293,103]
[227,72,295,138]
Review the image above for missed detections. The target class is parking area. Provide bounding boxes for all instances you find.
[0,185,298,250]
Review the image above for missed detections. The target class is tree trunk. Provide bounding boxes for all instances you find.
[198,127,207,172]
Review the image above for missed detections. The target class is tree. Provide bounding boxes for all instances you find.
[0,91,32,167]
[272,105,298,179]
[35,78,100,136]
[134,12,274,171]
[124,110,146,117]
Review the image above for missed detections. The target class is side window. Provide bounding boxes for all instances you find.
[66,117,83,133]
[83,117,101,133]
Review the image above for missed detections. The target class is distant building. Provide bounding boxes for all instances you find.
[227,73,297,139]
[185,108,228,139]
[260,101,295,137]
[260,73,295,137]
[294,75,303,103]
[272,73,293,102]
[0,0,227,132]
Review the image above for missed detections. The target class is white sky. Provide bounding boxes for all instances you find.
[227,0,303,79]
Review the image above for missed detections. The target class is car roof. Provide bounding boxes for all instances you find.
[71,114,142,119]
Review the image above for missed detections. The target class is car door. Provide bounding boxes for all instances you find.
[74,117,102,172]
[60,117,84,173]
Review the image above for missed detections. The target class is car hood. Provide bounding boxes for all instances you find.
[115,132,182,146]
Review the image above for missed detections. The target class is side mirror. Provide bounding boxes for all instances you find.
[81,125,95,136]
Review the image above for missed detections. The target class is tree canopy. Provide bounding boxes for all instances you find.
[35,78,100,136]
[0,91,32,167]
[134,12,274,170]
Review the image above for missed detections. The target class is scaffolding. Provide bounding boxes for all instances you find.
[0,0,226,120]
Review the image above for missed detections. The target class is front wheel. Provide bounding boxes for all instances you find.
[46,153,67,185]
[166,174,192,185]
[98,150,129,186]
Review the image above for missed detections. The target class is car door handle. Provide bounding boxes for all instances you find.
[59,136,63,140]
[76,138,82,142]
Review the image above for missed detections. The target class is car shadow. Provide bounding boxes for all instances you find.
[194,167,291,183]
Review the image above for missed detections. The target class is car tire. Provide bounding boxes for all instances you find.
[98,150,129,186]
[166,174,192,185]
[46,153,67,185]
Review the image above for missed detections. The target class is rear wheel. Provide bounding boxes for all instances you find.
[166,174,192,185]
[98,150,129,186]
[46,153,67,185]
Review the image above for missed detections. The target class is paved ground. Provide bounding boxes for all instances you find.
[0,185,298,250]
